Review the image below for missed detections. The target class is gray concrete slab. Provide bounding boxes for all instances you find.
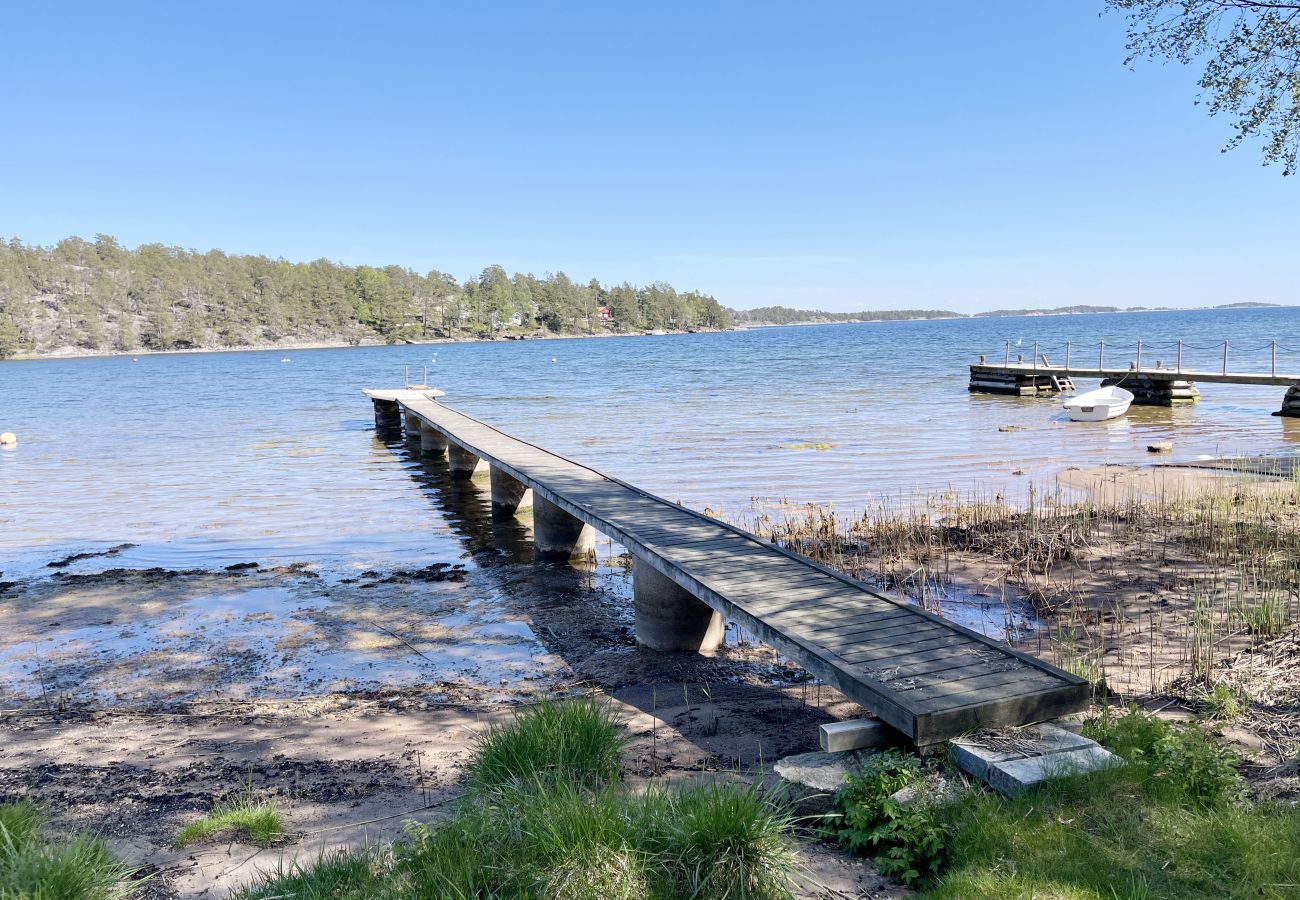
[951,723,1120,796]
[985,745,1122,796]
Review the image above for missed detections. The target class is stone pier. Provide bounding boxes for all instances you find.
[1101,375,1200,405]
[372,399,402,429]
[968,370,1061,397]
[1275,384,1300,418]
[420,423,448,457]
[489,466,533,517]
[632,556,724,653]
[448,443,488,479]
[531,495,595,559]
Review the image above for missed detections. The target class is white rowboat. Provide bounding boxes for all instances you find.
[1063,385,1133,422]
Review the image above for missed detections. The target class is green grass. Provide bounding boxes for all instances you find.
[0,800,139,900]
[223,849,386,900]
[233,697,801,900]
[392,779,653,900]
[927,768,1300,899]
[652,779,800,900]
[466,696,628,793]
[1197,682,1250,722]
[174,788,283,850]
[922,709,1300,899]
[0,803,42,857]
[236,779,799,900]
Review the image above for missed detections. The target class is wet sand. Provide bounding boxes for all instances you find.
[1057,459,1299,504]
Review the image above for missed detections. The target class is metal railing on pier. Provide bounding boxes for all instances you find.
[982,338,1300,379]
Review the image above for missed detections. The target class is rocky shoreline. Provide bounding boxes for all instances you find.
[3,325,736,363]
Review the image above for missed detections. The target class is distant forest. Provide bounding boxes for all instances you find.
[0,235,731,357]
[0,236,1285,359]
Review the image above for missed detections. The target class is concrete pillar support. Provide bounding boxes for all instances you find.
[420,424,449,457]
[404,410,423,438]
[489,465,533,517]
[532,494,596,559]
[447,443,488,479]
[372,399,401,429]
[632,556,724,653]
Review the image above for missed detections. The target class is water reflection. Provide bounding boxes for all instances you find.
[397,442,536,566]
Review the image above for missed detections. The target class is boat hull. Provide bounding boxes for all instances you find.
[1063,386,1134,422]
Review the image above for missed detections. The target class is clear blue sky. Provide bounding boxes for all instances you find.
[1,1,1294,313]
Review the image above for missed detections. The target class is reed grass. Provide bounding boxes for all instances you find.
[734,469,1300,696]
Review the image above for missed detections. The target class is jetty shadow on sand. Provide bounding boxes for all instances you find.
[378,431,866,769]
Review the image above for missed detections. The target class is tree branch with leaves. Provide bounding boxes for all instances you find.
[1108,0,1300,173]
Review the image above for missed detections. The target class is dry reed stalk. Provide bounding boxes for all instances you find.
[728,469,1300,697]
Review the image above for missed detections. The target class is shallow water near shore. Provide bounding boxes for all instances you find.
[2,307,1299,689]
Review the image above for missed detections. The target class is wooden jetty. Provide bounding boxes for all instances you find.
[364,388,1089,747]
[969,339,1300,414]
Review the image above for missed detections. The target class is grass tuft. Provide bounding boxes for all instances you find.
[0,801,43,859]
[1197,682,1250,722]
[1085,706,1243,806]
[230,849,385,900]
[542,846,648,900]
[0,800,139,900]
[656,779,799,900]
[175,779,283,850]
[467,696,627,793]
[238,698,800,900]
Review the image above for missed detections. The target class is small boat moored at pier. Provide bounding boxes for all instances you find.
[1063,385,1134,422]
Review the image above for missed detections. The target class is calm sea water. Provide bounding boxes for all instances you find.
[3,307,1299,582]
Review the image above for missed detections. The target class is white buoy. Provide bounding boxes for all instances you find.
[0,432,16,449]
[551,357,557,363]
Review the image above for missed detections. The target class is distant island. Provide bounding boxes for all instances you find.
[735,302,1286,327]
[729,306,960,325]
[973,305,1155,318]
[0,234,1288,359]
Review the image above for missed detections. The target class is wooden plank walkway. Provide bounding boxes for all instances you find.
[366,389,1089,745]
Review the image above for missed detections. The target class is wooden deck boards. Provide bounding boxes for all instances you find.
[368,390,1090,744]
